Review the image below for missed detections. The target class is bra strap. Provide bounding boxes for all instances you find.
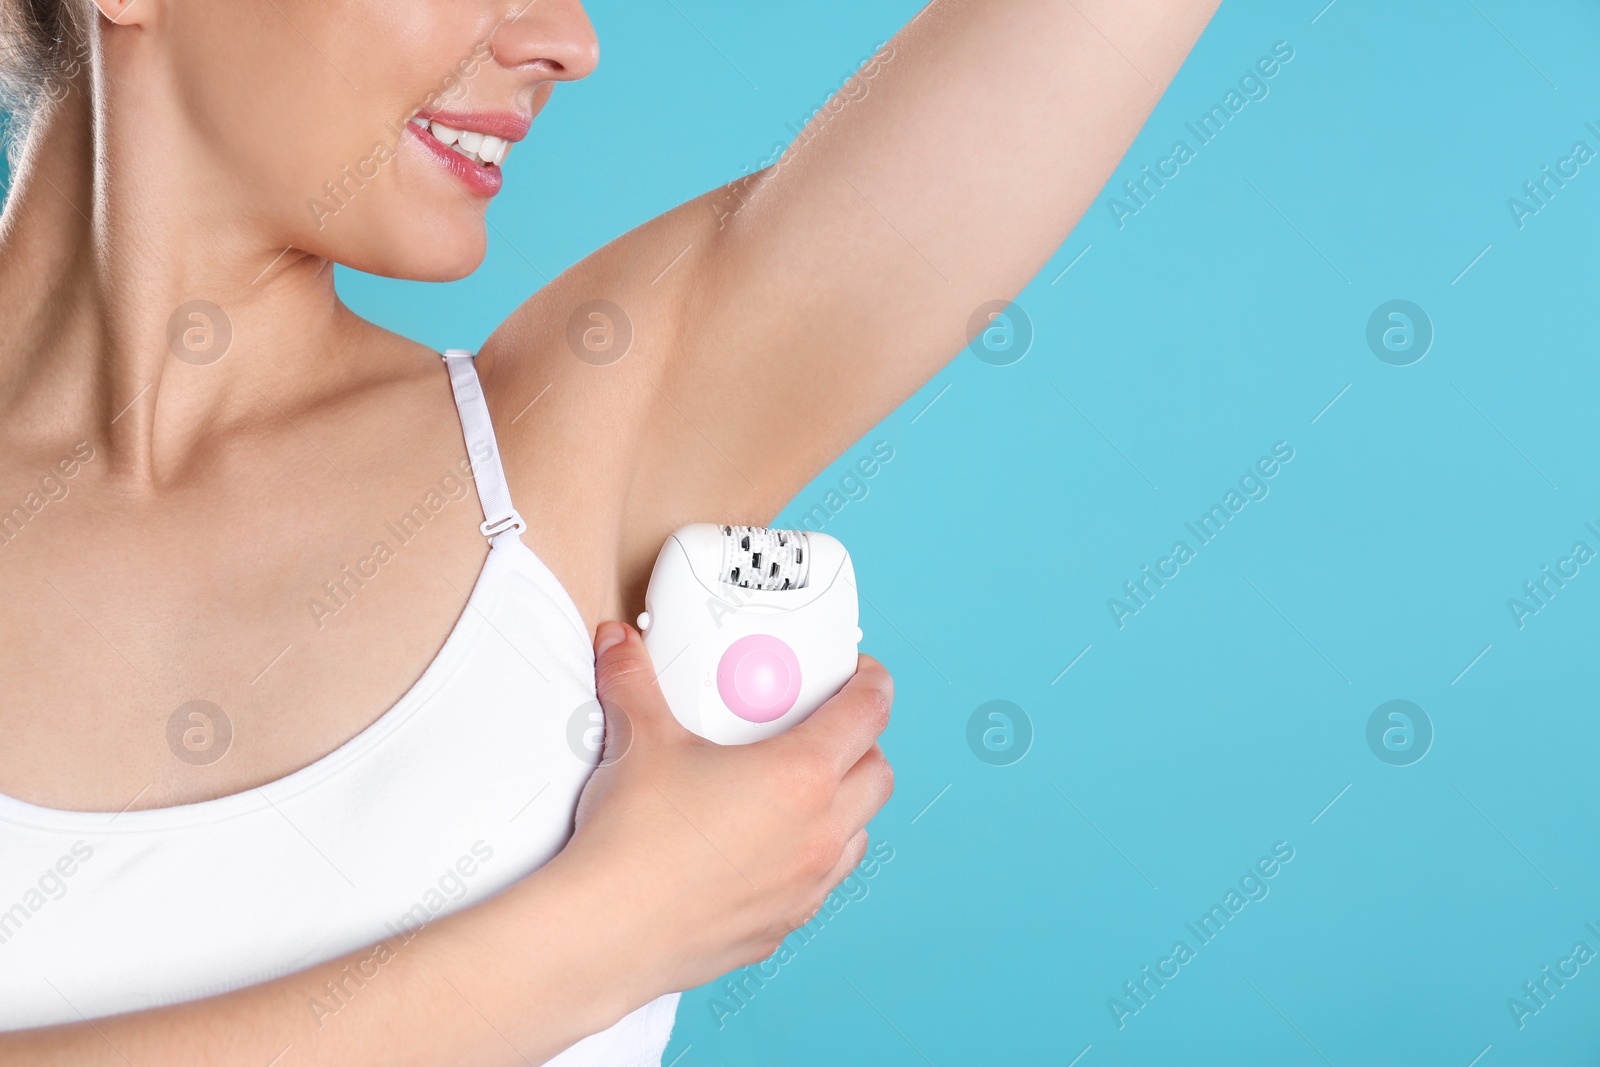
[442,349,527,546]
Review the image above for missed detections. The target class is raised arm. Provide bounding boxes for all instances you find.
[477,0,1220,623]
[657,0,1222,514]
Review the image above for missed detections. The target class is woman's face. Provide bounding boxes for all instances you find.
[147,0,598,281]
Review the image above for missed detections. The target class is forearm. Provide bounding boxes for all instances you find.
[0,851,656,1067]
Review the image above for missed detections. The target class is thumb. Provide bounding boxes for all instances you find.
[593,621,681,743]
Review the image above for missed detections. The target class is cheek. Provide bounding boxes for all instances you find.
[172,1,373,206]
[174,0,496,276]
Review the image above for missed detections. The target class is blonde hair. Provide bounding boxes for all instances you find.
[0,0,90,162]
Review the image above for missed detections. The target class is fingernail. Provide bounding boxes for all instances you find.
[595,621,627,655]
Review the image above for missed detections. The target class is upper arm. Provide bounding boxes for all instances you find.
[481,0,1221,622]
[644,0,1222,519]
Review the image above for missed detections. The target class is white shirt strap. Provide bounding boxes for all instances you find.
[442,349,527,546]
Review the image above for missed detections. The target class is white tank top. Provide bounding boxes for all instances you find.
[0,350,681,1063]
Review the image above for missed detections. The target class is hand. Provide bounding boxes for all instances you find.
[558,620,894,998]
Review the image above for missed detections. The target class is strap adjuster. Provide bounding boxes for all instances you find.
[481,510,528,540]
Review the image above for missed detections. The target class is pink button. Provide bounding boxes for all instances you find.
[716,635,803,724]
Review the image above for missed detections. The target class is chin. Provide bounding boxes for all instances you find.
[303,209,490,283]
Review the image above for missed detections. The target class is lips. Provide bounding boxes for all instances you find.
[415,109,533,144]
[406,123,503,197]
[405,109,533,198]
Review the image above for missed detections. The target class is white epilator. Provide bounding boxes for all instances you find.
[637,524,862,744]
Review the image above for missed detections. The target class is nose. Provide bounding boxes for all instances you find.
[490,0,599,83]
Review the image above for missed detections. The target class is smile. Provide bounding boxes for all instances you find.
[407,116,510,169]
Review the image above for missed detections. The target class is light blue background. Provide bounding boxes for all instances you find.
[9,0,1600,1063]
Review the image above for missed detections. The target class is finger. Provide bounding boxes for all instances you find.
[782,654,892,778]
[832,744,894,836]
[593,621,688,742]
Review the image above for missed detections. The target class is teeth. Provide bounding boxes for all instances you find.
[417,118,510,168]
[407,116,428,130]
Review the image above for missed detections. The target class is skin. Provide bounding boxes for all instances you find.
[0,0,1220,1060]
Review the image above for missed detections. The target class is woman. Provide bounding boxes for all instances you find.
[0,0,1217,1062]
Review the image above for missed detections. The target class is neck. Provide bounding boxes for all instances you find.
[0,88,377,485]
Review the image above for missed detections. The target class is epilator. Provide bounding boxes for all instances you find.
[637,524,861,745]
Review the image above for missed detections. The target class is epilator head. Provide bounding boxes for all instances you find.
[637,524,861,745]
